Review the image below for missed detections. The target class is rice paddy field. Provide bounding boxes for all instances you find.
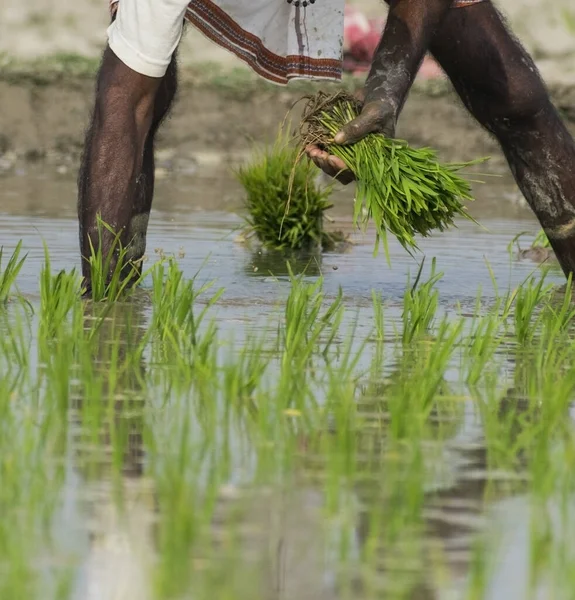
[2,160,575,600]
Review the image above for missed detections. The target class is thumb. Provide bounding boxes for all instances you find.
[332,101,396,145]
[333,112,380,146]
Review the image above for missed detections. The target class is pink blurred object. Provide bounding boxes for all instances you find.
[343,5,444,79]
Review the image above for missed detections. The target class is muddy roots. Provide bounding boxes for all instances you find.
[297,90,363,152]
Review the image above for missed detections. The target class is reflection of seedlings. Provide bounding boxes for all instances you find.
[235,128,346,252]
[359,317,464,441]
[464,290,505,387]
[245,248,323,278]
[297,90,485,263]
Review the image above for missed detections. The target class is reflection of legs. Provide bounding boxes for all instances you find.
[429,3,575,277]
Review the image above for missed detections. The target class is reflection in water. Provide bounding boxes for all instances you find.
[245,249,323,278]
[69,300,156,600]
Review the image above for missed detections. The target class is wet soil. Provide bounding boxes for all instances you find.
[0,68,574,178]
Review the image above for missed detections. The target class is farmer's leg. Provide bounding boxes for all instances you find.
[124,55,179,271]
[77,0,188,290]
[428,2,575,276]
[77,49,164,287]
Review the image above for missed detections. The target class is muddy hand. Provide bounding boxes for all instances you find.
[305,98,397,185]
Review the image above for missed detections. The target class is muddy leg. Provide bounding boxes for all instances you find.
[77,46,164,291]
[428,2,575,277]
[122,55,179,277]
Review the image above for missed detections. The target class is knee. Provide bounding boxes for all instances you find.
[474,66,551,135]
[498,72,549,123]
[93,47,160,130]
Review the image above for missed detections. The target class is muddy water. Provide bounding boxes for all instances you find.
[0,167,569,600]
[0,167,560,303]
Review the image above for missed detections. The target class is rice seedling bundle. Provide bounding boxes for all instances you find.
[235,130,335,251]
[298,91,485,261]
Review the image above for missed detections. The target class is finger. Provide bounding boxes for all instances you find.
[326,156,355,185]
[310,153,342,179]
[327,155,348,173]
[310,153,355,184]
[305,144,328,160]
[305,144,355,183]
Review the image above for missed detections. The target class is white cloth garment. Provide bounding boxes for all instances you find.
[108,0,345,85]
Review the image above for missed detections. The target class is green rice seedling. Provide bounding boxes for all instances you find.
[343,436,431,598]
[235,127,338,252]
[512,271,554,345]
[0,240,26,304]
[39,240,82,336]
[147,382,239,599]
[401,257,443,345]
[508,229,551,255]
[84,215,150,301]
[464,288,506,386]
[477,338,575,483]
[220,334,271,423]
[150,258,223,374]
[0,306,31,375]
[532,229,551,249]
[298,90,484,262]
[281,265,344,372]
[538,274,575,341]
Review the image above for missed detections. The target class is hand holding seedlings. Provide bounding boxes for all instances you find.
[306,93,397,185]
[297,90,484,262]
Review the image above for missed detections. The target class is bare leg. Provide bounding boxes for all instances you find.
[77,46,177,292]
[428,2,575,276]
[122,56,179,275]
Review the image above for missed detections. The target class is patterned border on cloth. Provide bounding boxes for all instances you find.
[109,0,342,85]
[108,0,486,84]
[186,0,342,84]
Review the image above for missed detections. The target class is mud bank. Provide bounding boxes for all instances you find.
[0,62,574,175]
